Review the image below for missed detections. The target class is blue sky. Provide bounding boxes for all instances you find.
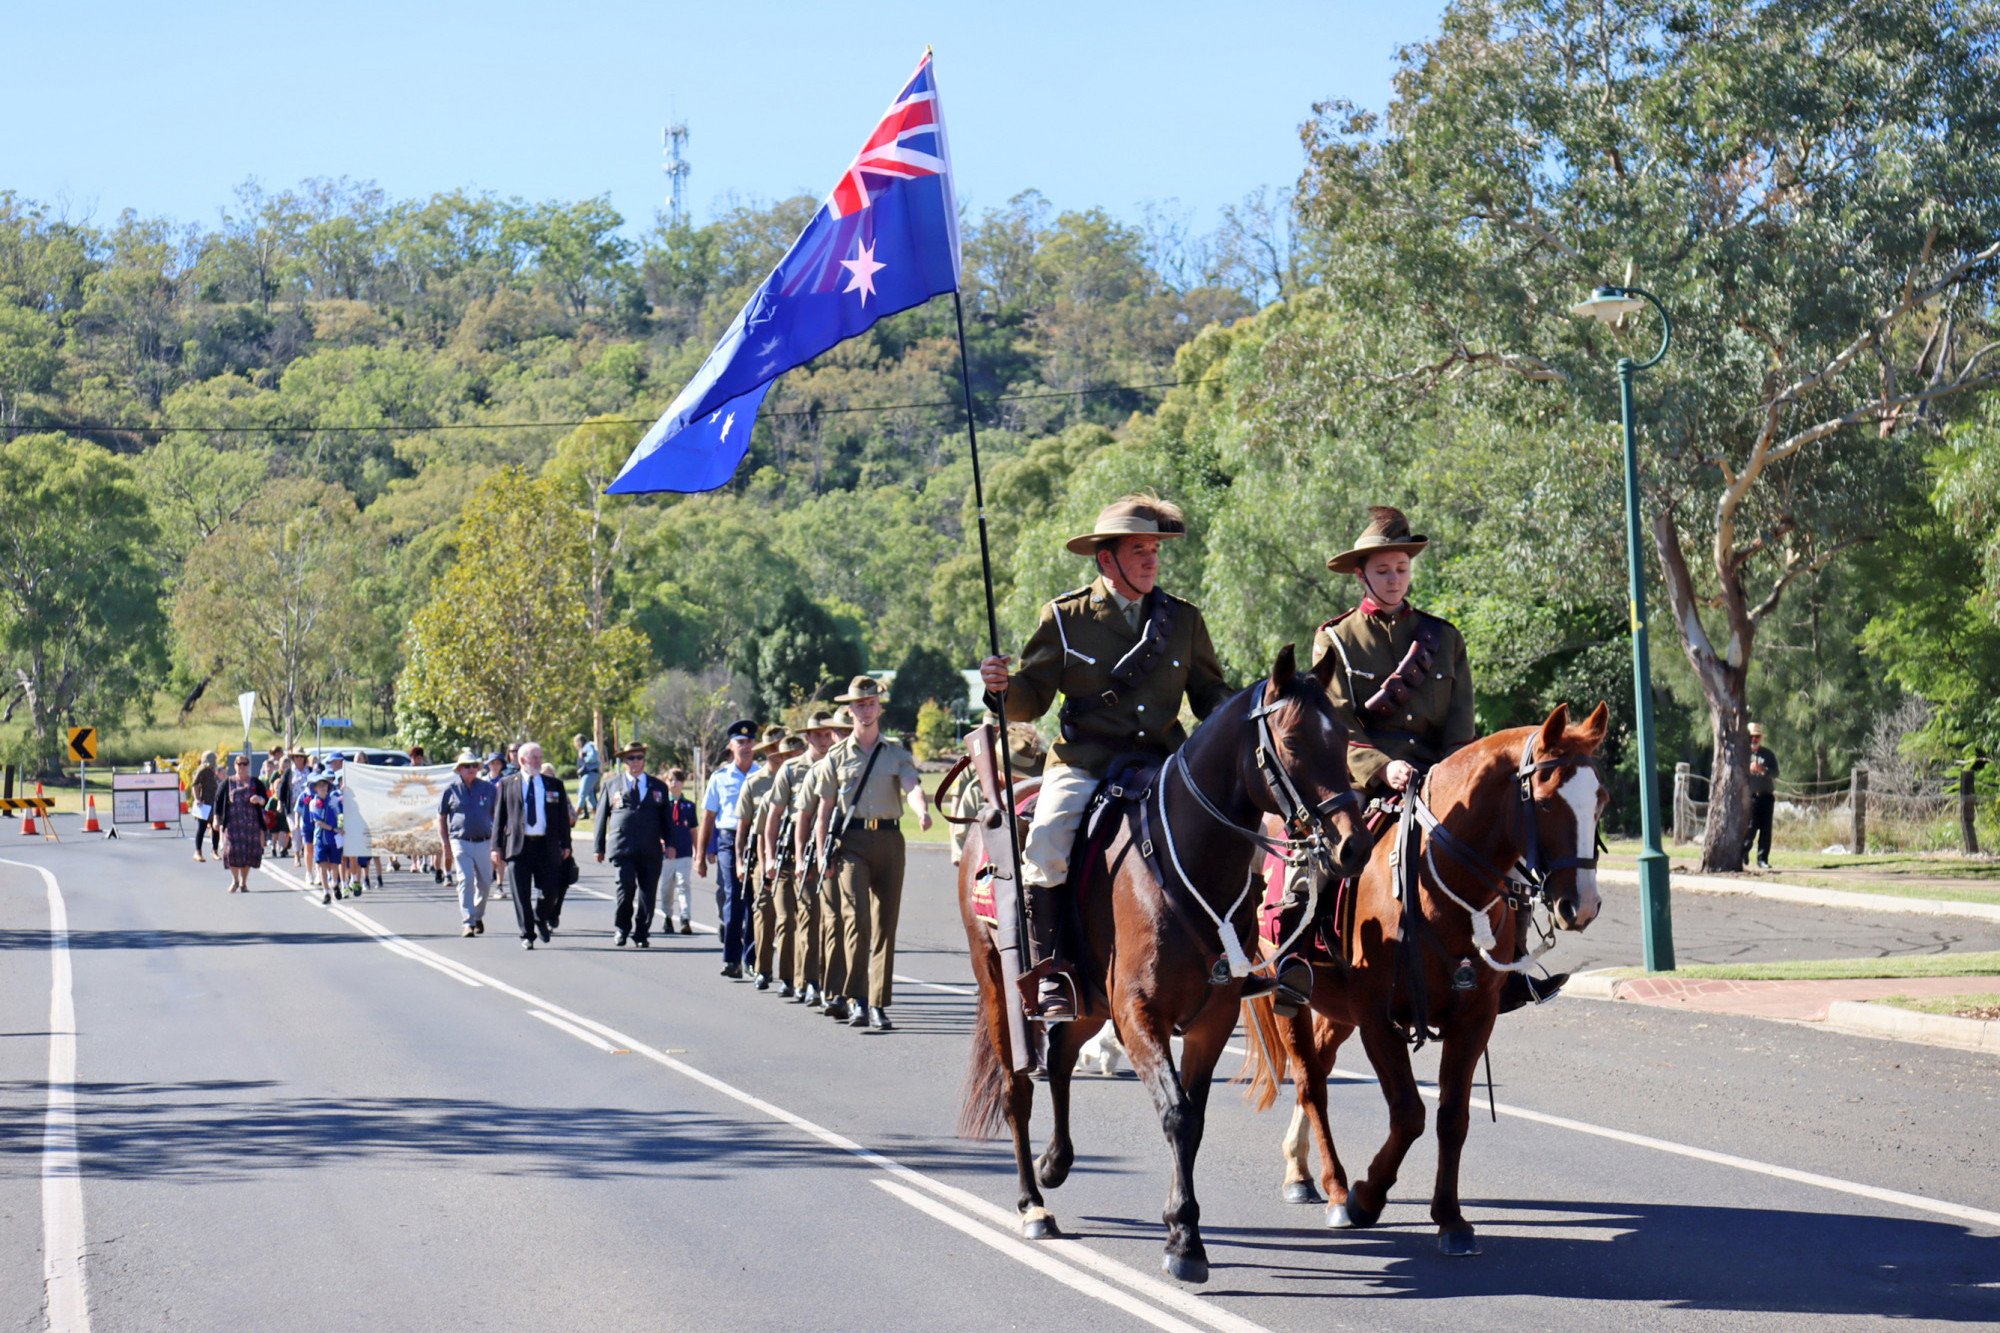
[11,2,1447,236]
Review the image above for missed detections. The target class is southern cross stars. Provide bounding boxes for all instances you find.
[839,238,886,304]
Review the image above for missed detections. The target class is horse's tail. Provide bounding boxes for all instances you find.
[957,997,1010,1140]
[1237,995,1286,1113]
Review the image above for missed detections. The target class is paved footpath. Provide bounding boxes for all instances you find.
[3,827,1998,1331]
[1609,975,1998,1020]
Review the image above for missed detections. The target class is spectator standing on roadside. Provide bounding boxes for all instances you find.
[660,767,697,935]
[574,733,602,819]
[1744,722,1780,870]
[436,749,498,937]
[191,752,222,863]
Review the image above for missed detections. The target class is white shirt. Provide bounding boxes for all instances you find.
[523,774,546,836]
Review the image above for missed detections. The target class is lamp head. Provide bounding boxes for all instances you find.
[1569,286,1646,324]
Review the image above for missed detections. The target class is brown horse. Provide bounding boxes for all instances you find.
[957,644,1373,1283]
[1242,702,1610,1256]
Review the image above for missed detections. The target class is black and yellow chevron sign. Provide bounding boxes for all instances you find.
[66,727,96,762]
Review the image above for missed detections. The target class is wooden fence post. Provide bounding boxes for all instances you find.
[1673,763,1691,844]
[1850,763,1869,855]
[1962,767,1980,856]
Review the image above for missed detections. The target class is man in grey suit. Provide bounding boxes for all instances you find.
[595,742,669,947]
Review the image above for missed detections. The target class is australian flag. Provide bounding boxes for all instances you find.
[608,52,961,494]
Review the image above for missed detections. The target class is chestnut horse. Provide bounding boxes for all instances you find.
[1242,702,1610,1256]
[958,644,1373,1283]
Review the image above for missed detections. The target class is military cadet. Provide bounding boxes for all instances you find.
[697,719,761,979]
[810,677,933,1031]
[737,726,795,989]
[781,709,848,1008]
[978,494,1234,1021]
[594,743,669,947]
[1312,505,1561,1008]
[754,724,819,999]
[795,709,853,1015]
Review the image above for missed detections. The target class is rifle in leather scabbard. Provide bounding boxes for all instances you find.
[967,722,1035,1073]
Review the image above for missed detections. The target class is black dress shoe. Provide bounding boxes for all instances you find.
[868,1006,893,1031]
[825,997,850,1022]
[679,920,693,936]
[538,924,552,944]
[634,937,650,948]
[753,973,770,991]
[615,931,629,947]
[473,920,485,935]
[848,1002,870,1028]
[522,938,534,950]
[433,866,444,884]
[804,985,824,1010]
[777,982,795,999]
[321,891,332,905]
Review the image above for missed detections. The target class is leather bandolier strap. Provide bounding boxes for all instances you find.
[1059,589,1178,744]
[1361,614,1444,718]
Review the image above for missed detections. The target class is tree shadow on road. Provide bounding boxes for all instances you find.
[0,927,374,951]
[1081,1197,2000,1322]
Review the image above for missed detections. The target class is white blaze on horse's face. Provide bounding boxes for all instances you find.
[1558,767,1602,927]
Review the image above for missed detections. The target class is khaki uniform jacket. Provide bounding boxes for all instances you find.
[766,754,815,840]
[998,577,1233,776]
[1312,603,1475,797]
[810,736,921,821]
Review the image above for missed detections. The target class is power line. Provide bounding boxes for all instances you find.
[18,376,1220,438]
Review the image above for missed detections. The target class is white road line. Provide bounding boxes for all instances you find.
[273,877,1270,1333]
[875,1179,1211,1333]
[527,1009,623,1052]
[3,858,90,1333]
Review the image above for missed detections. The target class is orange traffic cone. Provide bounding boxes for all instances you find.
[84,795,101,833]
[21,786,38,836]
[179,779,189,816]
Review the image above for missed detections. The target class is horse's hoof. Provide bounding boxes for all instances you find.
[1437,1228,1481,1257]
[1161,1252,1209,1285]
[1280,1180,1323,1206]
[1021,1209,1061,1240]
[1326,1200,1380,1229]
[1036,1155,1073,1190]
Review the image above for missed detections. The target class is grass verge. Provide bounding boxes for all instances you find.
[1602,952,2000,982]
[1873,992,2000,1020]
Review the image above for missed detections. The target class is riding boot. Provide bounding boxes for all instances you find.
[1024,881,1076,1022]
[1498,915,1566,1013]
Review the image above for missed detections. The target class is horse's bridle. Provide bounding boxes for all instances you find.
[1170,679,1362,876]
[1505,733,1603,908]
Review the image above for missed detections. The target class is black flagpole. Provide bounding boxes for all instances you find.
[951,289,1034,1058]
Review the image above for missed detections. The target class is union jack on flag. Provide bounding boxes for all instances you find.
[828,56,947,218]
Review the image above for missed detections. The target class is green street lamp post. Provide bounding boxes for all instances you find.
[1569,285,1676,971]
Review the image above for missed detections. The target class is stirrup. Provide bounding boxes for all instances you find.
[1018,960,1079,1023]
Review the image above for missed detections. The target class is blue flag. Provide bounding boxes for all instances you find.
[609,52,961,494]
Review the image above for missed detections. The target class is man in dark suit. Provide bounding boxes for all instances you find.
[491,741,573,949]
[595,742,669,947]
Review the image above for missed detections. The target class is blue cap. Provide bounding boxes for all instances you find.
[486,751,505,764]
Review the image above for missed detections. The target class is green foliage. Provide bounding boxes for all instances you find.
[741,588,866,721]
[883,643,967,731]
[0,433,167,773]
[913,699,955,759]
[1860,512,2000,763]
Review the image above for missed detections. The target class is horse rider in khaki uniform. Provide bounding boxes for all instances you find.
[978,494,1234,1021]
[762,711,841,1001]
[809,677,933,1032]
[1312,504,1562,1007]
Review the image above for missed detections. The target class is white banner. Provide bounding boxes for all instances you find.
[339,763,457,861]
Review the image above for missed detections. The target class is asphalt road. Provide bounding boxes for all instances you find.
[3,827,1998,1331]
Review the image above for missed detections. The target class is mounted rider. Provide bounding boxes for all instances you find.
[978,494,1234,1021]
[1311,505,1564,1007]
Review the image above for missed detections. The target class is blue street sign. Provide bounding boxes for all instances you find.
[318,717,354,728]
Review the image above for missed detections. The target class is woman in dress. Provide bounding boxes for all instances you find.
[214,754,268,892]
[190,752,222,863]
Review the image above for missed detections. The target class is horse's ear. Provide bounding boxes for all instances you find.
[1537,703,1570,757]
[1576,701,1611,751]
[1310,643,1337,691]
[1269,643,1297,691]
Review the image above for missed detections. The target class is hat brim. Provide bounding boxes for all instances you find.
[833,692,885,705]
[1065,529,1186,556]
[1327,538,1429,574]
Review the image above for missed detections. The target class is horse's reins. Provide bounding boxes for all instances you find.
[1155,679,1363,980]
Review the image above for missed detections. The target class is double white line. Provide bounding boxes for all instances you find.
[260,864,1270,1333]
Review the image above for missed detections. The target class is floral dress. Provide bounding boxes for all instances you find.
[220,777,267,869]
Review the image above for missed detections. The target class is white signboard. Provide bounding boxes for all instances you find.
[112,772,182,826]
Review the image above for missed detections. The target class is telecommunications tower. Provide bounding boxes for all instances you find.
[663,121,690,225]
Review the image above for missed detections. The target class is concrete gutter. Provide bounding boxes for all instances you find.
[1599,867,2000,924]
[1822,1000,2000,1053]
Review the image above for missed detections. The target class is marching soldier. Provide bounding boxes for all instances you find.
[977,494,1234,1021]
[1312,505,1560,1007]
[697,719,761,979]
[594,743,669,947]
[764,710,843,1001]
[795,709,853,1015]
[737,726,797,989]
[810,678,933,1031]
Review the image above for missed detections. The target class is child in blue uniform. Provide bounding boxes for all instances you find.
[311,775,345,903]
